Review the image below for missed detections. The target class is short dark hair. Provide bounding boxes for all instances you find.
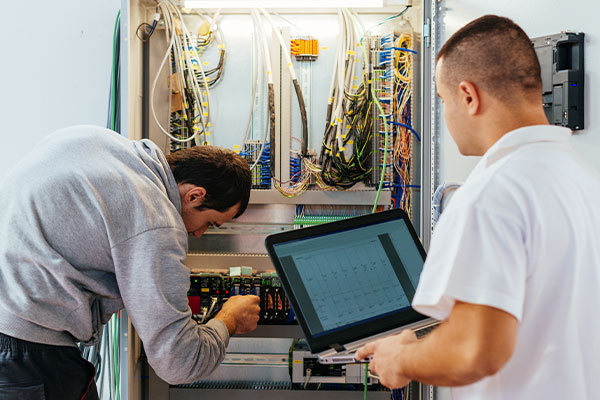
[437,15,542,102]
[166,146,251,218]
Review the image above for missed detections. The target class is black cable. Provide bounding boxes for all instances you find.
[318,81,373,189]
[292,79,308,157]
[268,82,276,176]
[136,23,155,42]
[114,17,121,133]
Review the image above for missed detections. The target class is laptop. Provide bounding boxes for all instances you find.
[265,208,437,364]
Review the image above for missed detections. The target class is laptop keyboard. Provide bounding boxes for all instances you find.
[415,324,437,339]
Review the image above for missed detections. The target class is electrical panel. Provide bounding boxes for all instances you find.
[532,32,585,130]
[291,340,376,386]
[124,1,432,399]
[188,270,293,325]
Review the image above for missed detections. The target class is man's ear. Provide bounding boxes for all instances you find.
[457,80,481,116]
[184,186,207,207]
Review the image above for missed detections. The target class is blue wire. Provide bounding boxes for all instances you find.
[392,47,418,54]
[146,7,158,35]
[383,184,421,189]
[389,121,421,142]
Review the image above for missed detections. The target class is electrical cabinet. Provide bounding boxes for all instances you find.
[119,0,438,399]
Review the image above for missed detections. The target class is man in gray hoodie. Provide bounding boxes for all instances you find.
[0,125,261,399]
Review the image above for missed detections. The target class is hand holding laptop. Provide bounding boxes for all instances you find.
[355,329,417,389]
[265,209,435,365]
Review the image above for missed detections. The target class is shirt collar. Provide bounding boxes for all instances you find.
[469,124,572,177]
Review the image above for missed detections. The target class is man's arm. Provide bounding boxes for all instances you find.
[111,227,260,384]
[356,301,518,388]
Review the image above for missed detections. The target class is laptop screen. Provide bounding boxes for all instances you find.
[265,209,428,353]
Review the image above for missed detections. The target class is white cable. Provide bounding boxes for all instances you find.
[333,9,346,154]
[252,9,273,85]
[150,1,216,144]
[150,2,199,143]
[242,19,261,145]
[248,9,273,172]
[173,4,210,132]
[207,297,218,318]
[303,368,312,389]
[258,8,297,80]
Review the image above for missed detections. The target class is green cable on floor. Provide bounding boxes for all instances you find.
[113,314,120,400]
[364,362,369,400]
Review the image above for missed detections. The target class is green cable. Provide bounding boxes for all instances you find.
[371,86,389,213]
[364,362,369,400]
[113,314,120,400]
[347,11,390,214]
[110,10,121,131]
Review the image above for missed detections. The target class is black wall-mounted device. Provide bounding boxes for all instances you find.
[532,32,585,130]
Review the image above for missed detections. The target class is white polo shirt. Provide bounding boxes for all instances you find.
[412,125,600,399]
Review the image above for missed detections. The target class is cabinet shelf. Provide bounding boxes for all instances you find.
[235,324,303,339]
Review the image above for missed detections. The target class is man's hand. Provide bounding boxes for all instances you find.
[356,330,418,389]
[213,295,260,335]
[355,302,518,387]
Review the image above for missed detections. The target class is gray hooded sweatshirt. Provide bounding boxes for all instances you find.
[0,125,229,384]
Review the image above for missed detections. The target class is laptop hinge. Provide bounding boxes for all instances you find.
[330,343,346,352]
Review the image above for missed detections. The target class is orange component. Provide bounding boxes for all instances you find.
[290,37,319,61]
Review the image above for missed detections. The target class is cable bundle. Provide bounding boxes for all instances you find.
[150,1,223,150]
[391,33,419,213]
[318,9,374,190]
[370,34,395,188]
[250,9,326,198]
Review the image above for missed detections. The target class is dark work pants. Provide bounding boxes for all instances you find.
[0,332,99,400]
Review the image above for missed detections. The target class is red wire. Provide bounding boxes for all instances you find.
[80,365,96,400]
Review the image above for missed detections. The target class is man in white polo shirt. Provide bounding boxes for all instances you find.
[357,15,600,399]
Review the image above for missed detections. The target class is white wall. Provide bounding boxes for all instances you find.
[437,0,600,183]
[0,0,120,178]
